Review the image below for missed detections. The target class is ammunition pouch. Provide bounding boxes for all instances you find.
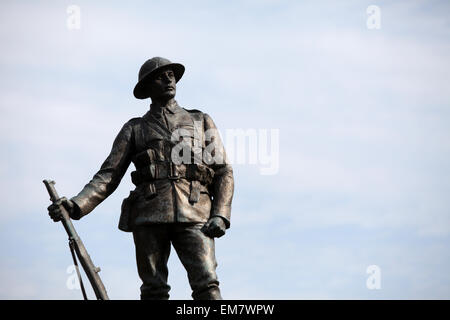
[131,162,214,187]
[118,189,140,232]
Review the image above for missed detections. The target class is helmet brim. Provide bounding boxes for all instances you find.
[133,63,185,99]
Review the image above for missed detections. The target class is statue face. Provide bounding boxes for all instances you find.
[148,68,176,100]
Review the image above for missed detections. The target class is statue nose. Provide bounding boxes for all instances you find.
[166,77,175,85]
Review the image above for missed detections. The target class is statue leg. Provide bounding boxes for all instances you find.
[171,222,222,300]
[133,224,171,300]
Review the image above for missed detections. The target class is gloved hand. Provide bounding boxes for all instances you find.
[47,197,77,222]
[201,216,226,238]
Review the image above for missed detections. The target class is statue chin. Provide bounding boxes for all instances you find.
[165,92,176,99]
[157,91,176,101]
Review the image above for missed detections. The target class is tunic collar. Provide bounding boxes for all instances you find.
[149,99,181,115]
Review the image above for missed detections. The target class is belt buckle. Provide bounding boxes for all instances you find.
[168,162,180,180]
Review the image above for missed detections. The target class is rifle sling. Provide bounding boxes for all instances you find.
[69,239,88,300]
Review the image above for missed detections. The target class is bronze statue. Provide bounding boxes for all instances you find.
[48,57,235,300]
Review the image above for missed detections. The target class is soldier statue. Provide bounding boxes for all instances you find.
[48,57,235,300]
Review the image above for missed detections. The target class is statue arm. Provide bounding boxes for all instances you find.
[70,121,135,219]
[203,113,234,229]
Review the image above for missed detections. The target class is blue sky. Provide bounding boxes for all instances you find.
[1,0,450,299]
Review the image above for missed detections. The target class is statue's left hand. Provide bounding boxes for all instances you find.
[201,216,226,238]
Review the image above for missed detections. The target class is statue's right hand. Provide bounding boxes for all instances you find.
[47,197,75,222]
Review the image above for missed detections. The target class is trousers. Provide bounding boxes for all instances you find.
[133,223,222,300]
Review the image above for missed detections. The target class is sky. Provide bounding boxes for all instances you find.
[1,0,450,299]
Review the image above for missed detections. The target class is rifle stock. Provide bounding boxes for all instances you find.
[43,179,109,300]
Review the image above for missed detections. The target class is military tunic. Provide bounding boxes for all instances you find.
[70,100,234,231]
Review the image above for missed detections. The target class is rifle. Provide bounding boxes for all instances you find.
[43,179,109,300]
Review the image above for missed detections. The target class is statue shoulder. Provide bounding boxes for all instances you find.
[120,116,147,135]
[183,107,204,114]
[183,107,205,122]
[124,116,143,127]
